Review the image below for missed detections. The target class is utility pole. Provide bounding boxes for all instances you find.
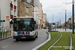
[52,14,54,23]
[60,17,61,26]
[65,10,66,31]
[63,0,74,34]
[72,0,74,34]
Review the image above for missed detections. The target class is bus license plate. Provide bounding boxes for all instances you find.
[21,37,26,38]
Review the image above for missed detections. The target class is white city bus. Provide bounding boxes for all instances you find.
[12,17,38,41]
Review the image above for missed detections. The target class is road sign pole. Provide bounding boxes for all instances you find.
[63,3,66,31]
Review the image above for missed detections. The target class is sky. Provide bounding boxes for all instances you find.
[40,0,73,24]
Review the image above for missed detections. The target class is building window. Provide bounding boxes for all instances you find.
[25,8,28,13]
[10,3,13,8]
[14,5,16,10]
[10,15,13,19]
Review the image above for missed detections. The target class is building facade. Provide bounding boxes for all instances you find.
[43,13,47,28]
[71,15,75,23]
[0,0,17,31]
[10,0,17,19]
[34,0,41,29]
[0,2,1,27]
[40,3,43,28]
[17,0,34,17]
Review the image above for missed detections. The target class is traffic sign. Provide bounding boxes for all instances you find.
[0,20,5,22]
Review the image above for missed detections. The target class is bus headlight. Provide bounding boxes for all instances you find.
[13,32,18,36]
[30,31,35,36]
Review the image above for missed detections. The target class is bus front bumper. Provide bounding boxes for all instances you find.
[13,35,36,39]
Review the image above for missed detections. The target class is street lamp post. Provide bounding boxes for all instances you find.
[65,10,67,31]
[58,13,62,26]
[52,14,54,23]
[72,0,74,34]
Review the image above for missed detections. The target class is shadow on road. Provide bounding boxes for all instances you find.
[14,39,37,42]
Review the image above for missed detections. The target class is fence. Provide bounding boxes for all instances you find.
[0,26,12,40]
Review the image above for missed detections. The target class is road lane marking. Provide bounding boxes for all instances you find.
[2,46,8,48]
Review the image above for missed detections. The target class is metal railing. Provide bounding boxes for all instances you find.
[0,26,12,40]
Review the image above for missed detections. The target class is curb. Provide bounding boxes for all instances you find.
[48,32,62,50]
[32,32,51,50]
[0,37,12,41]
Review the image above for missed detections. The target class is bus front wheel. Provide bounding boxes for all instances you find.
[36,32,38,38]
[16,39,19,41]
[36,35,38,38]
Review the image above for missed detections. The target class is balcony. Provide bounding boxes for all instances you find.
[10,15,13,19]
[10,3,13,8]
[14,5,16,10]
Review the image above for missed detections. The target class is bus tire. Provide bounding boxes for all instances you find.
[32,37,36,40]
[36,32,38,38]
[36,35,38,38]
[16,39,19,41]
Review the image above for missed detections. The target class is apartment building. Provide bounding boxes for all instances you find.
[40,3,43,28]
[17,0,34,17]
[71,15,75,23]
[10,0,17,19]
[34,0,41,29]
[0,0,17,31]
[0,2,1,27]
[43,13,47,28]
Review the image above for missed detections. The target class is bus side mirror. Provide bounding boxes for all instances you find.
[10,21,13,24]
[34,21,36,24]
[10,20,14,24]
[10,19,14,24]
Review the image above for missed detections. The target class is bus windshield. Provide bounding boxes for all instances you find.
[13,18,34,31]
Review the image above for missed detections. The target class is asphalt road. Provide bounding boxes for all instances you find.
[0,29,48,50]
